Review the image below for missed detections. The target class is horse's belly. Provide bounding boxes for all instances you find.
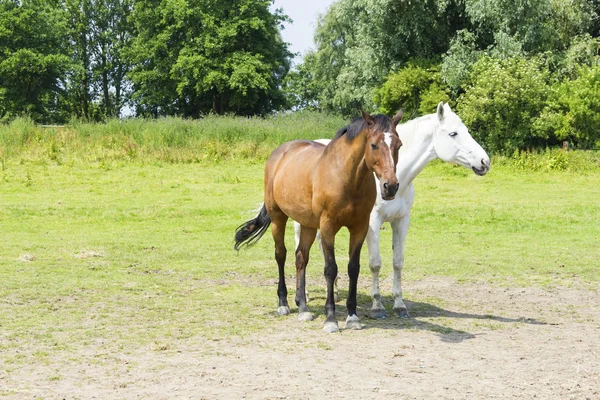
[271,153,320,228]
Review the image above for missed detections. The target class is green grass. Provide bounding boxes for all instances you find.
[1,158,598,353]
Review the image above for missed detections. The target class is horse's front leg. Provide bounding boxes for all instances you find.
[366,214,386,319]
[346,224,369,330]
[320,222,340,333]
[391,214,410,318]
[295,225,317,322]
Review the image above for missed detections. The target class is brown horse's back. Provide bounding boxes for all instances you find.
[264,140,325,228]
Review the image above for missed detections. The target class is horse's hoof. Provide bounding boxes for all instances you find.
[393,308,410,318]
[345,315,363,330]
[322,321,339,333]
[277,306,290,316]
[298,312,314,322]
[370,309,388,320]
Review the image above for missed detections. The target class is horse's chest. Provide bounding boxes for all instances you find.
[377,185,415,222]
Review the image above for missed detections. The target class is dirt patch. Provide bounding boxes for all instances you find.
[1,278,599,399]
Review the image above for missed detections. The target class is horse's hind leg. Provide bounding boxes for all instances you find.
[271,211,290,316]
[367,214,386,319]
[391,215,410,318]
[295,225,317,321]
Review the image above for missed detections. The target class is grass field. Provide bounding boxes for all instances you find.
[1,156,599,345]
[1,117,599,396]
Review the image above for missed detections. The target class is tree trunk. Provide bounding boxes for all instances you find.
[101,43,110,116]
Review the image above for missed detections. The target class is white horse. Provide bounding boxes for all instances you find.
[295,102,490,319]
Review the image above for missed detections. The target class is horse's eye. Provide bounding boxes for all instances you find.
[371,143,378,150]
[449,131,458,137]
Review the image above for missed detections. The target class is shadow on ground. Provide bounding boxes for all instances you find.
[271,288,547,343]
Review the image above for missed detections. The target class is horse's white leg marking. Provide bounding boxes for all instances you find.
[367,214,386,319]
[294,221,301,251]
[391,214,410,318]
[345,314,362,330]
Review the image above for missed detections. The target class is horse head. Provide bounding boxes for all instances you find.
[360,109,403,200]
[431,102,490,176]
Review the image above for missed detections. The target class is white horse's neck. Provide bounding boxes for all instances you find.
[395,114,439,191]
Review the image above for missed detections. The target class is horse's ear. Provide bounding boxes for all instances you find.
[437,101,444,121]
[360,108,375,127]
[391,109,403,129]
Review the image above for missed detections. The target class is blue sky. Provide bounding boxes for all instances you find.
[272,0,336,64]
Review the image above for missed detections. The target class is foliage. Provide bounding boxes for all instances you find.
[373,61,451,116]
[309,0,467,115]
[65,0,133,120]
[457,56,551,154]
[281,51,322,111]
[534,65,600,149]
[127,0,292,117]
[441,30,484,90]
[0,0,71,123]
[554,34,600,80]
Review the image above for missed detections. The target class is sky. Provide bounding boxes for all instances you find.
[271,0,336,64]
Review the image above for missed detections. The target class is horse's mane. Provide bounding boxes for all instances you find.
[334,114,391,141]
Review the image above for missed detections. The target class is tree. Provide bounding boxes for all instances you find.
[91,0,134,118]
[441,0,596,90]
[127,0,292,117]
[65,0,133,120]
[0,0,71,122]
[306,0,468,114]
[282,51,321,110]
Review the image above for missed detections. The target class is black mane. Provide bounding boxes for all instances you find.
[334,114,392,141]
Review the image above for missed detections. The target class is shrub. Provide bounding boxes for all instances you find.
[373,61,450,116]
[457,56,551,154]
[534,65,600,149]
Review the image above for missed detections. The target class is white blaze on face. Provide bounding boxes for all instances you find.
[384,132,394,163]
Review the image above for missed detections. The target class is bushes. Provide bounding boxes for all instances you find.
[374,51,600,154]
[373,61,450,116]
[457,56,551,154]
[535,65,600,149]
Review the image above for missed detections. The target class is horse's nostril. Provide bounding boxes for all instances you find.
[383,182,389,190]
[481,158,487,167]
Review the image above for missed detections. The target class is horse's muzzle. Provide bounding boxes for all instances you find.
[382,182,399,200]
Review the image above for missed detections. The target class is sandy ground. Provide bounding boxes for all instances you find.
[2,277,599,399]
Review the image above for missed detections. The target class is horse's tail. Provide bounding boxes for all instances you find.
[234,204,271,251]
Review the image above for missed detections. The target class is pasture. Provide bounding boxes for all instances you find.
[1,117,599,398]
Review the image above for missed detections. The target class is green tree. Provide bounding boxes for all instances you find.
[282,51,321,111]
[0,0,71,122]
[91,0,133,118]
[309,0,468,114]
[442,0,596,90]
[65,0,133,120]
[128,0,291,117]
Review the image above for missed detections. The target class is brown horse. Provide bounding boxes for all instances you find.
[234,110,403,333]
